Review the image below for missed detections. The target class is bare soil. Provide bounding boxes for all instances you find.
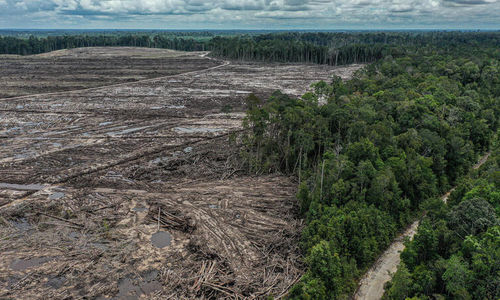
[0,47,362,299]
[0,47,218,99]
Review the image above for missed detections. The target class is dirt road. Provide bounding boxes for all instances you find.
[353,152,491,300]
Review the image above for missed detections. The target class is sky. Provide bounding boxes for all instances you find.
[0,0,499,30]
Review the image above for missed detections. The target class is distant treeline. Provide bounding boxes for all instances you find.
[208,32,500,65]
[209,36,390,65]
[0,35,208,55]
[1,31,499,67]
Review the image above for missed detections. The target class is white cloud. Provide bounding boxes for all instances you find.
[0,0,498,28]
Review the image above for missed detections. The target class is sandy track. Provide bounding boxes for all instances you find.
[354,152,492,300]
[354,221,420,300]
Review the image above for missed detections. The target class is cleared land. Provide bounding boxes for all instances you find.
[0,47,362,299]
[0,47,216,99]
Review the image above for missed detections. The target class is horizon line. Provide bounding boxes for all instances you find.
[1,28,499,31]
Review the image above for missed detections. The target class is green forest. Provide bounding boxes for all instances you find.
[237,33,499,299]
[0,30,265,55]
[2,31,499,67]
[0,34,210,54]
[384,148,499,299]
[209,32,499,65]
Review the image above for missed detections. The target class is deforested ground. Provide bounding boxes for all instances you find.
[0,47,362,299]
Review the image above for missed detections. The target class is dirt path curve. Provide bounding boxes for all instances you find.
[0,52,230,102]
[353,152,491,300]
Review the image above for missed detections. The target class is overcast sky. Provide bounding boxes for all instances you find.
[0,0,498,29]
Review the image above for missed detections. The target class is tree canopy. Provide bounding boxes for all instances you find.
[239,33,499,299]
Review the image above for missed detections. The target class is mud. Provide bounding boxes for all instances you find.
[151,231,172,248]
[10,257,56,272]
[0,47,362,299]
[0,183,47,191]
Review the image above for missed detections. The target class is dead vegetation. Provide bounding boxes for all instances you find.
[1,174,304,299]
[0,47,362,299]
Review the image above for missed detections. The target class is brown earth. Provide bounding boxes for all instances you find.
[0,47,217,99]
[0,47,363,299]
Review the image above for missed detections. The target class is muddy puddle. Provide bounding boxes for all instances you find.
[45,276,66,289]
[49,192,65,200]
[0,182,47,191]
[11,218,31,231]
[173,127,224,134]
[106,126,151,136]
[116,272,162,300]
[10,257,55,271]
[150,147,193,164]
[132,205,148,212]
[14,153,31,159]
[151,157,169,164]
[150,105,185,110]
[105,171,135,184]
[151,231,172,248]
